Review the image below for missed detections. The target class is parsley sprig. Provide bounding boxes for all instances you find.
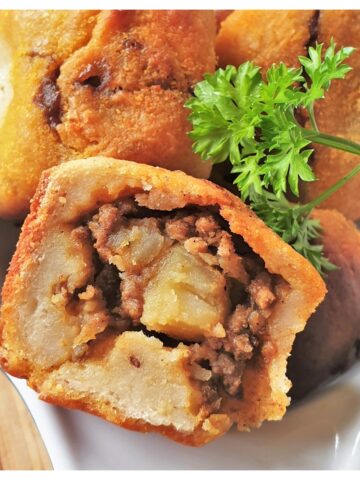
[185,40,360,275]
[251,163,360,274]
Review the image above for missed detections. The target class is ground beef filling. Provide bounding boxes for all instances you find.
[70,198,281,403]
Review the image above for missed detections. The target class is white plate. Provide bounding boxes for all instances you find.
[2,219,360,470]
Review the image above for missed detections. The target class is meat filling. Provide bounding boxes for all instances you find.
[69,196,284,406]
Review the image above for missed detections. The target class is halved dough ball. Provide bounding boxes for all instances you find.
[0,158,325,445]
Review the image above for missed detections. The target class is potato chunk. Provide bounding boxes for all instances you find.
[107,218,167,273]
[141,245,229,341]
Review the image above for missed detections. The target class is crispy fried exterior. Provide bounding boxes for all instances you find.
[300,11,360,220]
[0,158,325,445]
[215,10,316,70]
[215,11,233,32]
[288,209,360,399]
[0,10,215,219]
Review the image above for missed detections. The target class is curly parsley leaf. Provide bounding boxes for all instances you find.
[299,39,355,106]
[260,109,315,195]
[186,63,263,166]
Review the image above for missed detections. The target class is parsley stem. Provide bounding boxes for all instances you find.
[301,163,360,213]
[302,129,360,156]
[306,104,319,132]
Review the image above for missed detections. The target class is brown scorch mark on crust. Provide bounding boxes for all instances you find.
[77,60,111,90]
[122,38,143,50]
[34,67,61,128]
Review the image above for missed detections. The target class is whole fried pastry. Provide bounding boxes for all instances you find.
[300,11,360,220]
[0,10,215,219]
[0,158,325,445]
[215,10,316,70]
[288,209,360,399]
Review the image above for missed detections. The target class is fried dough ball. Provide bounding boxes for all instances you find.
[0,11,216,219]
[216,10,317,70]
[287,209,360,399]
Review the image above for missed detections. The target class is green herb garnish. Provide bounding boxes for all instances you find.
[251,164,360,274]
[186,40,360,276]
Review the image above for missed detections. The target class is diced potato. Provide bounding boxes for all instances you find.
[141,245,229,341]
[107,218,167,273]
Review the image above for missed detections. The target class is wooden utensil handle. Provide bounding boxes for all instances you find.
[0,371,52,470]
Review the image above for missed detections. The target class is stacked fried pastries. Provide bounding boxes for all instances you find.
[0,10,359,445]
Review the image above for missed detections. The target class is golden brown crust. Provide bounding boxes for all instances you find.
[0,11,99,220]
[300,11,360,220]
[0,170,52,377]
[0,158,326,445]
[216,10,316,70]
[0,10,216,219]
[288,209,360,398]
